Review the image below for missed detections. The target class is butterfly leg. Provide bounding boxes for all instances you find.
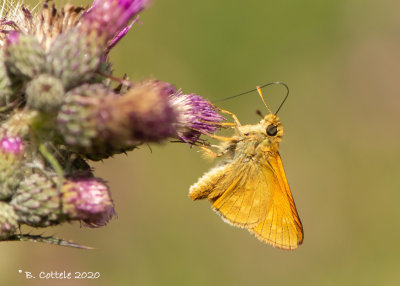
[202,131,236,142]
[218,122,237,127]
[190,126,236,142]
[199,146,225,158]
[213,106,241,126]
[212,105,243,135]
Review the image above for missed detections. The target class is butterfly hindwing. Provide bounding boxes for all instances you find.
[211,161,269,228]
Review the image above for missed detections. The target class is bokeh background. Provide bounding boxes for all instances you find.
[1,0,400,285]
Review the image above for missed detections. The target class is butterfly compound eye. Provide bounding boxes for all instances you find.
[266,125,278,136]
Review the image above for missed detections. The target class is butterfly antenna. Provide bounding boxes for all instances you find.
[256,82,289,115]
[256,86,272,114]
[214,82,289,115]
[272,82,289,115]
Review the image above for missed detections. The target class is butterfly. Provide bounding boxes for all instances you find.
[189,83,303,250]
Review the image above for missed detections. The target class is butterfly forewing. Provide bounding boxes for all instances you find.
[249,152,303,250]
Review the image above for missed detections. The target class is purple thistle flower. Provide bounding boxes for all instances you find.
[5,31,20,45]
[82,0,148,43]
[105,17,140,54]
[0,0,230,247]
[169,92,225,144]
[63,178,116,228]
[119,81,178,142]
[156,81,177,97]
[0,135,24,155]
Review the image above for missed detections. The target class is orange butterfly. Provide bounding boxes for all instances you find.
[189,83,303,250]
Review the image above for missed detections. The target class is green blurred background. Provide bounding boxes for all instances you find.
[2,0,400,285]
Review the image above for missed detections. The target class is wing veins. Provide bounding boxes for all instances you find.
[245,177,259,226]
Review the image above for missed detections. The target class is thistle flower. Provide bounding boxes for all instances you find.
[82,0,147,43]
[170,92,225,144]
[10,174,115,227]
[0,0,225,247]
[114,81,178,142]
[62,177,116,227]
[0,134,24,155]
[57,81,178,159]
[0,3,86,50]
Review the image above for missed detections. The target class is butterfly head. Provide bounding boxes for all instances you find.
[255,85,285,144]
[261,113,283,144]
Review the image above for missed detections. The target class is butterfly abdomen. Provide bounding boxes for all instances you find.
[189,164,230,200]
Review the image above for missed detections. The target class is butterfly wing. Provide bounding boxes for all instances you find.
[248,152,303,250]
[211,161,270,228]
[190,154,269,228]
[190,149,303,250]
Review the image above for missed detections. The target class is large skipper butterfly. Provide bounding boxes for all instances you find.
[189,83,303,250]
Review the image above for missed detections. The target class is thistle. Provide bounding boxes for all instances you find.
[10,174,115,228]
[0,134,25,199]
[0,0,224,247]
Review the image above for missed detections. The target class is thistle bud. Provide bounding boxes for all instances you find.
[0,110,38,139]
[10,174,115,227]
[0,134,25,200]
[0,51,13,106]
[57,83,122,158]
[113,81,178,142]
[62,177,116,227]
[4,32,47,79]
[10,174,60,227]
[25,74,65,112]
[0,202,19,240]
[47,28,103,90]
[57,82,177,159]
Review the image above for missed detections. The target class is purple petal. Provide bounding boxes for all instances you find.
[83,0,148,42]
[0,135,24,155]
[169,93,225,144]
[6,31,20,45]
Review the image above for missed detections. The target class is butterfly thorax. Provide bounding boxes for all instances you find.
[219,114,284,162]
[240,113,282,148]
